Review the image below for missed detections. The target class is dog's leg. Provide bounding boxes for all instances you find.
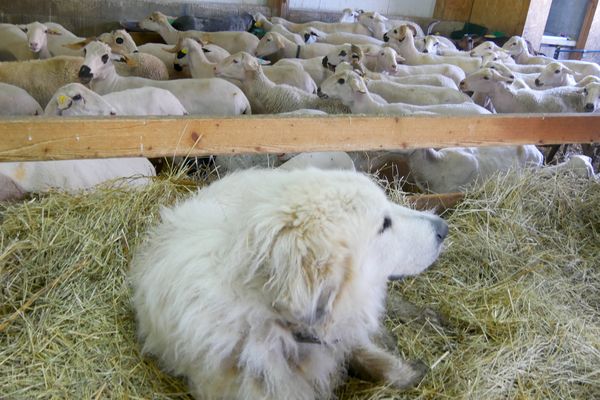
[348,342,428,389]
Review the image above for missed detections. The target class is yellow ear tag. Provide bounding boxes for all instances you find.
[57,95,69,107]
[181,48,188,55]
[255,21,263,28]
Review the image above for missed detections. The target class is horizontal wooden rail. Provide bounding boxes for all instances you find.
[0,114,599,162]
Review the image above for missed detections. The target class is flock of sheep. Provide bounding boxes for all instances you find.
[0,8,598,200]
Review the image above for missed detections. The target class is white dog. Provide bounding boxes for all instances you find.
[130,168,447,399]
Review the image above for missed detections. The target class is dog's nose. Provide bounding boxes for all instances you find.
[432,217,448,242]
[585,103,595,112]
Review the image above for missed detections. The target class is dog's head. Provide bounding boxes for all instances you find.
[229,169,447,336]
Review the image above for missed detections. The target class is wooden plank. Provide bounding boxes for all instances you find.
[470,0,532,36]
[571,0,599,60]
[434,0,474,21]
[0,114,598,162]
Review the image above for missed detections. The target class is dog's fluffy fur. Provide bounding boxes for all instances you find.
[130,168,446,399]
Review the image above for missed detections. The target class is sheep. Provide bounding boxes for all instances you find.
[139,11,259,54]
[214,51,349,114]
[170,38,317,93]
[384,25,482,74]
[582,81,600,112]
[170,12,254,32]
[533,61,593,89]
[274,56,333,86]
[44,83,188,116]
[0,82,43,115]
[414,35,455,54]
[483,60,541,90]
[270,15,372,36]
[339,8,360,23]
[317,70,489,115]
[335,60,458,89]
[77,41,250,116]
[357,11,424,40]
[460,68,585,113]
[326,45,465,87]
[301,27,384,46]
[364,79,472,105]
[0,23,36,60]
[0,56,82,107]
[255,32,337,60]
[18,21,83,58]
[408,146,544,193]
[252,13,305,45]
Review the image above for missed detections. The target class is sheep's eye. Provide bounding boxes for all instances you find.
[83,48,87,55]
[555,69,560,74]
[233,59,239,64]
[101,54,109,63]
[339,50,347,57]
[490,66,496,69]
[583,89,588,95]
[116,37,124,44]
[44,29,48,33]
[369,16,374,19]
[22,27,28,32]
[394,30,397,34]
[379,216,392,233]
[484,76,490,80]
[72,94,82,101]
[337,78,345,84]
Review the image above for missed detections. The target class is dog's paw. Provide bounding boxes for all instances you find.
[385,359,429,389]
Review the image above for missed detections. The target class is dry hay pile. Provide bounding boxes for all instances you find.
[1,170,599,399]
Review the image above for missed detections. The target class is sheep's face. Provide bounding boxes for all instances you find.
[317,70,367,103]
[422,36,439,54]
[170,38,198,72]
[382,25,415,44]
[470,41,500,57]
[534,62,573,88]
[139,11,170,32]
[79,41,117,84]
[582,82,600,112]
[459,68,513,93]
[19,22,59,53]
[255,32,284,57]
[376,47,401,73]
[502,36,526,56]
[98,30,138,55]
[322,44,363,71]
[301,28,320,44]
[48,83,116,116]
[482,61,515,80]
[357,11,387,35]
[214,52,257,81]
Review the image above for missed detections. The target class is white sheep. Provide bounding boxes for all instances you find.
[139,11,259,54]
[582,81,600,112]
[214,51,349,114]
[460,68,585,113]
[357,11,424,40]
[270,15,372,36]
[408,146,544,193]
[44,83,188,116]
[339,8,360,23]
[0,82,42,115]
[364,77,472,105]
[170,38,317,93]
[77,41,250,116]
[255,31,337,60]
[18,21,83,58]
[252,13,305,45]
[483,60,541,89]
[532,61,597,88]
[0,23,36,60]
[317,69,489,115]
[542,155,596,178]
[384,25,482,74]
[274,57,333,86]
[0,56,83,107]
[301,27,384,46]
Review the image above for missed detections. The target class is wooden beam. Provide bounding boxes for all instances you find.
[271,0,289,18]
[0,114,599,162]
[571,0,599,60]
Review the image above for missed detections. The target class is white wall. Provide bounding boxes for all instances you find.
[289,0,436,18]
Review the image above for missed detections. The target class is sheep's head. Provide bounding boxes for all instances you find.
[357,11,387,37]
[422,35,439,54]
[321,44,363,71]
[317,70,368,104]
[97,29,138,55]
[582,82,600,112]
[255,32,285,57]
[139,11,170,32]
[470,41,506,57]
[482,61,515,80]
[459,68,514,93]
[383,25,417,44]
[78,40,131,84]
[301,27,322,44]
[502,36,526,56]
[534,62,575,88]
[18,22,61,53]
[376,47,402,73]
[46,83,116,116]
[214,52,259,81]
[164,37,204,72]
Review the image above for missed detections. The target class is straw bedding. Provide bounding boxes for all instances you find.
[1,170,599,399]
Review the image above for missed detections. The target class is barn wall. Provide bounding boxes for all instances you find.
[0,0,270,36]
[289,0,436,18]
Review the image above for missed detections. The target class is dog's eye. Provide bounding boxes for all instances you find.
[379,216,392,233]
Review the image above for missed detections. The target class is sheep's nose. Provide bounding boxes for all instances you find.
[585,103,595,112]
[459,80,466,88]
[321,56,329,68]
[535,78,542,87]
[174,63,183,71]
[432,217,449,243]
[423,49,428,53]
[78,65,92,78]
[383,33,389,42]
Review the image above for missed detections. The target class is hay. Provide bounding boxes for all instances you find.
[1,170,599,399]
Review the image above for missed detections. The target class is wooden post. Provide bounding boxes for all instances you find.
[0,114,598,162]
[271,0,289,18]
[571,0,599,60]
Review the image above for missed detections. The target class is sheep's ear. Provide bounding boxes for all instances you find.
[162,45,179,53]
[396,55,405,63]
[114,54,138,67]
[350,44,363,61]
[257,58,271,65]
[47,28,62,36]
[563,66,576,75]
[349,74,367,94]
[405,24,418,37]
[63,37,95,50]
[242,54,260,71]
